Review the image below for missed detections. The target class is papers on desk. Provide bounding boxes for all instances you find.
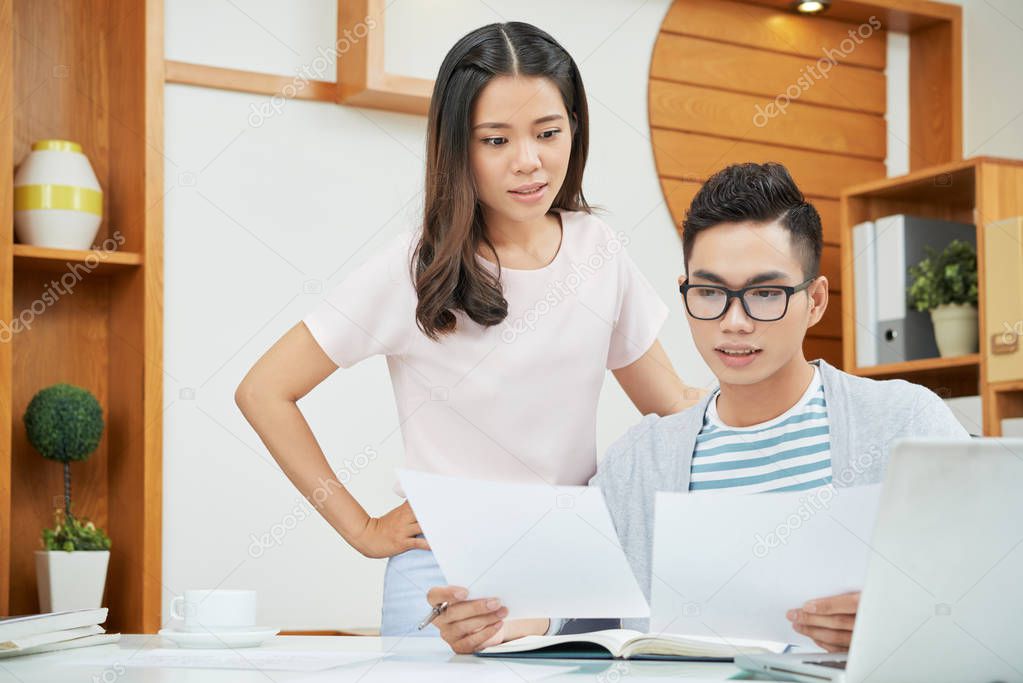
[398,469,650,620]
[70,645,576,679]
[70,648,388,671]
[295,659,580,682]
[651,484,881,648]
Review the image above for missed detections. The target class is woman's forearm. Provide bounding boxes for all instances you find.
[235,390,370,544]
[665,383,709,414]
[613,340,708,416]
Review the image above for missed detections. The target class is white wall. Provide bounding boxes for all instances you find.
[886,31,910,177]
[162,0,1022,630]
[954,0,1023,159]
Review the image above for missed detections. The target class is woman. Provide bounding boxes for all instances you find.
[235,21,702,636]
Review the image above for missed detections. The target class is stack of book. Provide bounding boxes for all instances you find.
[0,608,119,658]
[851,214,975,367]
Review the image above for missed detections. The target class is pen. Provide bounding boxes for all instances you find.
[417,601,449,630]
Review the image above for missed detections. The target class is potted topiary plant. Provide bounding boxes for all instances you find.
[24,383,111,612]
[907,239,979,358]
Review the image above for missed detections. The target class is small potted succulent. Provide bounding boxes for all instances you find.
[24,383,111,612]
[907,239,979,358]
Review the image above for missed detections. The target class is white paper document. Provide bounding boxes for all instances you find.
[296,659,579,683]
[70,648,387,671]
[398,469,650,620]
[651,484,881,647]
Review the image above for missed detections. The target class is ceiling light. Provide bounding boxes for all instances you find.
[793,0,831,14]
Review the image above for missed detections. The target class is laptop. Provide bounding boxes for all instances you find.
[735,438,1023,683]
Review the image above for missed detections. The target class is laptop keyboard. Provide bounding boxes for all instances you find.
[805,660,847,670]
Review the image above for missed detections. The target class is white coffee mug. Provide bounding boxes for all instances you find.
[170,589,257,632]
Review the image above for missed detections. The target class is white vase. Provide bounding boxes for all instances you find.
[930,303,978,358]
[34,550,110,612]
[13,139,103,250]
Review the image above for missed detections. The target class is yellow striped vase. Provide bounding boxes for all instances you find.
[13,139,103,250]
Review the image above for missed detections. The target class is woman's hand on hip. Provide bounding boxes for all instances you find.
[350,500,430,558]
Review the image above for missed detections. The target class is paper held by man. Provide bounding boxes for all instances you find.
[399,469,880,655]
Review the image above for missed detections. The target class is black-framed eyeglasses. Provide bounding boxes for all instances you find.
[679,277,816,322]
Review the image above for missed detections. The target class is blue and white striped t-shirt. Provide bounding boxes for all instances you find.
[689,367,833,493]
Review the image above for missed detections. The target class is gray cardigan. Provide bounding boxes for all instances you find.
[554,359,971,634]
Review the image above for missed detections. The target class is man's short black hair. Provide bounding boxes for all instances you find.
[682,162,823,279]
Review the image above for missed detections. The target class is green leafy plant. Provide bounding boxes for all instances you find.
[907,239,978,313]
[42,508,111,552]
[23,383,111,552]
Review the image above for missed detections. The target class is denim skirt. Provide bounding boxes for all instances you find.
[380,545,446,637]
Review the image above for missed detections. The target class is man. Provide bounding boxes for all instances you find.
[427,162,970,653]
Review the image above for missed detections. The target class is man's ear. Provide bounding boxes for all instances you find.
[806,275,829,329]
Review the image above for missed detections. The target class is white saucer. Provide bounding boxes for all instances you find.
[158,626,280,649]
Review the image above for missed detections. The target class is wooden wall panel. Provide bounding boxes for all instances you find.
[909,19,962,170]
[661,0,887,69]
[814,337,844,367]
[651,34,886,114]
[815,293,844,338]
[820,246,840,292]
[652,0,889,368]
[814,199,841,246]
[661,178,701,232]
[650,80,886,159]
[652,130,885,199]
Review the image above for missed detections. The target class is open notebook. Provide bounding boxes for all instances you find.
[476,629,790,662]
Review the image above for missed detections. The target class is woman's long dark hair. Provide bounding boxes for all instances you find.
[413,22,591,339]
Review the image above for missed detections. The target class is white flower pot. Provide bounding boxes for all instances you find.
[930,303,978,358]
[13,139,103,250]
[34,550,110,612]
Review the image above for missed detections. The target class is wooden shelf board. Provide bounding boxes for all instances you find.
[165,60,335,103]
[13,244,143,275]
[844,157,1023,200]
[843,159,976,207]
[852,354,981,400]
[851,353,980,378]
[990,380,1023,394]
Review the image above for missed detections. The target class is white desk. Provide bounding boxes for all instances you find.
[0,635,756,682]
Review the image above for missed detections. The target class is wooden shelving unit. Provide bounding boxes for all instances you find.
[840,157,1023,435]
[1,0,165,633]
